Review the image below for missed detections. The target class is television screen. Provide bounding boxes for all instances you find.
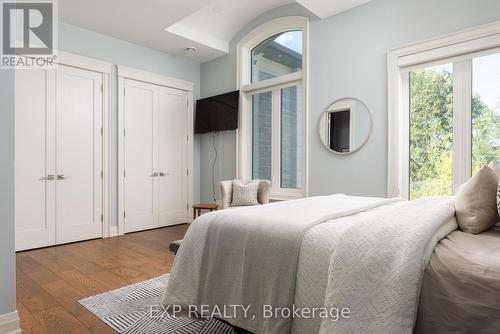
[195,91,239,134]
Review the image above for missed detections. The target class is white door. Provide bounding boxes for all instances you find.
[56,65,103,244]
[124,79,159,233]
[158,87,188,226]
[15,69,57,251]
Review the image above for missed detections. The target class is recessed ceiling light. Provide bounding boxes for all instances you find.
[185,46,197,53]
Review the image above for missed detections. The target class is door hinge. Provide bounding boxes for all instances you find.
[187,100,189,107]
[187,203,189,211]
[101,170,103,178]
[123,129,126,136]
[101,127,103,136]
[123,170,126,178]
[187,169,189,176]
[101,84,103,92]
[123,211,126,219]
[101,213,103,222]
[123,88,125,95]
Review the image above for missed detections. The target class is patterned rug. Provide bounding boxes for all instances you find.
[79,274,236,334]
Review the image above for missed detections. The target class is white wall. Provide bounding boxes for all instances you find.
[59,22,201,226]
[199,0,500,202]
[0,70,16,318]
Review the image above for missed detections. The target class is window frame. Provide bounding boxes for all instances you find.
[237,16,309,200]
[388,20,500,199]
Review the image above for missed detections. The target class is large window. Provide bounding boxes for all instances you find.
[238,17,308,199]
[409,64,453,199]
[388,23,500,199]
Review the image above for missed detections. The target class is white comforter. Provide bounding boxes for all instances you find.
[163,195,457,334]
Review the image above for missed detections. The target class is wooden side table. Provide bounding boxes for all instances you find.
[193,203,218,219]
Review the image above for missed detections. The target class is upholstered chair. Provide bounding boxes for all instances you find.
[219,180,271,209]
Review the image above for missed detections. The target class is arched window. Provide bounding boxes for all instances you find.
[237,16,308,199]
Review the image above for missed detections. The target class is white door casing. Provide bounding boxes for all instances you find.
[118,65,194,235]
[15,69,57,251]
[158,87,188,226]
[56,65,103,244]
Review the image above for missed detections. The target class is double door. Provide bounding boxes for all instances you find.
[15,65,103,251]
[123,79,188,233]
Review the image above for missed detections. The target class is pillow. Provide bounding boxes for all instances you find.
[455,166,500,234]
[488,162,500,217]
[488,161,500,179]
[497,184,500,217]
[230,180,260,207]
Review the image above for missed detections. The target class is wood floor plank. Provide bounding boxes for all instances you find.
[17,224,189,334]
[76,313,117,334]
[33,306,93,334]
[16,301,48,334]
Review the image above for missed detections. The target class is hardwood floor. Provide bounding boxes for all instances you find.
[16,224,189,334]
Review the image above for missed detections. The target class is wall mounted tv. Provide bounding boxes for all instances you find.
[194,90,239,134]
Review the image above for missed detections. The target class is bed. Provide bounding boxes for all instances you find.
[162,194,499,334]
[415,226,500,334]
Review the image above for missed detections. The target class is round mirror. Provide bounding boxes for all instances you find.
[318,98,372,154]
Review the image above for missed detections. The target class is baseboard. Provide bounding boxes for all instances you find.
[109,225,119,237]
[0,311,21,334]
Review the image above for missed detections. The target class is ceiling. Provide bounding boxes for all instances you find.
[59,0,372,63]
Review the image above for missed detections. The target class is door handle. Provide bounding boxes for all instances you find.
[39,174,55,181]
[56,174,67,180]
[150,172,159,177]
[159,172,170,177]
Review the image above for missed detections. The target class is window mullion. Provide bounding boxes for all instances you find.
[271,88,281,192]
[452,60,472,193]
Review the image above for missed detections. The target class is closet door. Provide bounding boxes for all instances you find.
[15,69,56,251]
[124,79,159,233]
[56,65,103,244]
[158,87,188,226]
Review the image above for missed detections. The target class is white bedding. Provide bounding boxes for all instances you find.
[293,199,457,333]
[164,195,457,334]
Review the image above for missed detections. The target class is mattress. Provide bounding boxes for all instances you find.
[414,226,500,334]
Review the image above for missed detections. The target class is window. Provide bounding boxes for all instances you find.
[388,23,500,199]
[238,17,308,199]
[251,31,302,83]
[472,53,500,174]
[409,64,453,199]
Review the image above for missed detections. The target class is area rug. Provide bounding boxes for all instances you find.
[79,274,236,334]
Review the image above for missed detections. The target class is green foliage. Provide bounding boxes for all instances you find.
[409,68,499,199]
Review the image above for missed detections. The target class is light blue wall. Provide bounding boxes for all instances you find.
[59,22,201,227]
[199,0,500,202]
[0,70,16,316]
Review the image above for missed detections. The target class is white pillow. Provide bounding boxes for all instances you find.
[230,180,259,207]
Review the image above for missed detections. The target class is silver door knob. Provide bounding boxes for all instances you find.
[150,172,159,177]
[56,174,67,180]
[159,172,170,177]
[39,174,55,181]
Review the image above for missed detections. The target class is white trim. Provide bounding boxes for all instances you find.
[0,311,20,334]
[101,73,110,238]
[117,68,194,235]
[241,71,302,93]
[109,225,118,237]
[117,65,193,92]
[56,50,112,74]
[387,20,500,198]
[452,60,472,192]
[117,76,125,236]
[236,16,309,200]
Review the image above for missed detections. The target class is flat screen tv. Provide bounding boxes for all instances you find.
[195,91,239,134]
